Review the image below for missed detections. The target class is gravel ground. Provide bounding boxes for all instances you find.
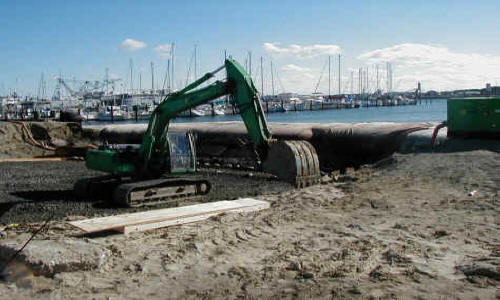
[0,161,293,225]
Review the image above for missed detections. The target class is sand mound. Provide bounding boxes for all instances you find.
[0,122,91,159]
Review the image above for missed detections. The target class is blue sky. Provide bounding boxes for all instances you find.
[1,0,500,96]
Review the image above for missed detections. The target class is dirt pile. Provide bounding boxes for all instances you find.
[0,122,92,159]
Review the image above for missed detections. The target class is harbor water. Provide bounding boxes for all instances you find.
[85,99,447,125]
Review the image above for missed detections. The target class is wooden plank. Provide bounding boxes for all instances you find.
[69,198,269,233]
[121,199,270,234]
[0,157,69,163]
[70,201,245,233]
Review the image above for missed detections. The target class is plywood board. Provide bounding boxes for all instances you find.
[0,157,68,163]
[121,200,270,234]
[69,198,269,234]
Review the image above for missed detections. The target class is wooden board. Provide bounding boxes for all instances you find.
[0,157,69,163]
[69,198,270,234]
[121,202,269,235]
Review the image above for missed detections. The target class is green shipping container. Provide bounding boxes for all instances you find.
[447,97,500,137]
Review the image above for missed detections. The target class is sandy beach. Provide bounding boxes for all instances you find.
[0,149,498,299]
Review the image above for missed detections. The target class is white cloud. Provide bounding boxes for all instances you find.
[263,43,341,58]
[281,64,313,74]
[358,43,500,91]
[154,44,173,58]
[277,64,318,93]
[120,38,147,51]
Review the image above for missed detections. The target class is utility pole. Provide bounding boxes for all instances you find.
[270,61,275,97]
[260,56,264,96]
[151,62,154,93]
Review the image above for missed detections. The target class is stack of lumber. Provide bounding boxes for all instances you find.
[69,198,269,235]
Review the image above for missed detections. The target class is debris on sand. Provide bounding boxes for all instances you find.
[456,259,500,281]
[0,239,111,277]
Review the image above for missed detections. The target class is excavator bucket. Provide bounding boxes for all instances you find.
[262,140,321,188]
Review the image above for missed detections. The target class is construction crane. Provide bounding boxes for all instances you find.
[52,76,122,100]
[74,59,320,207]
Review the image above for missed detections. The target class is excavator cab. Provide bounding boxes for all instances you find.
[167,131,196,174]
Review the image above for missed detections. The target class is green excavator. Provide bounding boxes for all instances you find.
[75,58,320,207]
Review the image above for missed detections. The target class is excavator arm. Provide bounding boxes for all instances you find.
[140,59,272,171]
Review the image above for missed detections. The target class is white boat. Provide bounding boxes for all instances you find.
[223,104,237,115]
[213,105,225,115]
[177,108,206,117]
[191,108,206,117]
[97,106,127,121]
[196,104,225,116]
[283,97,305,111]
[300,98,323,110]
[80,111,98,121]
[263,102,284,113]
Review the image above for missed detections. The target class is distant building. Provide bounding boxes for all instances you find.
[464,90,481,96]
[424,90,439,97]
[481,83,500,96]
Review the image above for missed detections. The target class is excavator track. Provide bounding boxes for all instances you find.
[75,175,211,207]
[262,140,321,188]
[112,177,211,207]
[74,175,122,200]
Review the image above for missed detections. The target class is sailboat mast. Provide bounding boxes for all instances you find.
[151,62,154,93]
[328,55,331,97]
[194,44,197,79]
[104,69,108,95]
[260,56,264,96]
[162,59,170,92]
[338,54,341,94]
[270,61,275,97]
[358,68,362,95]
[248,51,252,76]
[171,42,175,91]
[129,59,133,93]
[386,62,389,92]
[350,71,353,94]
